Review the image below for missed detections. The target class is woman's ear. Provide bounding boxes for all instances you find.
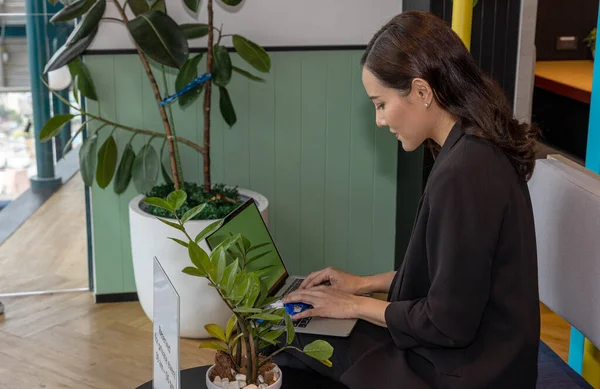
[411,78,433,106]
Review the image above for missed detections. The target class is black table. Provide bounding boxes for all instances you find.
[136,365,348,389]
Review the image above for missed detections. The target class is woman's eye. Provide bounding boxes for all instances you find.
[376,103,385,110]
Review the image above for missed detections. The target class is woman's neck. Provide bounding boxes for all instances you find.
[431,111,458,147]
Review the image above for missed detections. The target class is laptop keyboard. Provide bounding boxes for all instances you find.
[278,278,313,328]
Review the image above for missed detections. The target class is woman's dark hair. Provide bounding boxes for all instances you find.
[361,11,539,181]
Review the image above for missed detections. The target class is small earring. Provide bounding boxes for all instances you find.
[424,103,430,108]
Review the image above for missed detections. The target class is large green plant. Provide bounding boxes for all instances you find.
[143,190,334,386]
[41,0,270,196]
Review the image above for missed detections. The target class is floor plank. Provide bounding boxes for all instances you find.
[0,174,88,294]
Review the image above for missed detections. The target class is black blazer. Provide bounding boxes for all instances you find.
[341,123,540,388]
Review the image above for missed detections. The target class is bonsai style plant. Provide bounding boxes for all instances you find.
[40,0,269,215]
[143,190,334,388]
[38,0,274,337]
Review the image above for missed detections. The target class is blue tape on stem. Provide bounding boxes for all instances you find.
[159,72,213,107]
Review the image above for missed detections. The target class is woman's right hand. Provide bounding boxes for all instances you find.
[299,266,368,295]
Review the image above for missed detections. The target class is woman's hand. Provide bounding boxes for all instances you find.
[299,266,367,295]
[283,286,360,320]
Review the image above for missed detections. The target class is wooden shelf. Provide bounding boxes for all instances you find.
[535,60,594,104]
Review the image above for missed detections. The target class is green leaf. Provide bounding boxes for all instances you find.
[213,45,232,86]
[225,314,237,342]
[220,0,243,5]
[214,248,227,284]
[44,26,98,73]
[248,242,271,253]
[79,134,98,186]
[241,236,251,251]
[261,328,285,343]
[233,307,262,314]
[231,271,249,303]
[40,114,75,142]
[199,341,227,352]
[195,219,224,243]
[248,313,283,322]
[127,11,189,68]
[211,234,241,256]
[132,144,159,193]
[182,204,206,224]
[157,217,184,231]
[176,54,204,109]
[66,0,105,45]
[221,259,239,295]
[170,237,189,248]
[67,57,98,101]
[142,197,174,212]
[182,23,209,39]
[246,250,271,266]
[183,266,206,277]
[113,143,135,194]
[230,332,244,349]
[151,0,166,12]
[167,190,187,211]
[184,0,200,12]
[285,313,295,345]
[205,324,226,342]
[72,75,80,104]
[244,273,261,308]
[233,66,265,82]
[50,0,95,23]
[303,340,334,361]
[188,241,212,275]
[128,0,150,15]
[95,135,117,189]
[232,35,270,73]
[321,359,333,368]
[219,86,236,127]
[254,265,278,280]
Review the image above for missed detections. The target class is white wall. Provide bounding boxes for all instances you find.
[513,0,539,123]
[88,0,403,51]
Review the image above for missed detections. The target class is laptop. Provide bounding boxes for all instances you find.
[205,198,358,337]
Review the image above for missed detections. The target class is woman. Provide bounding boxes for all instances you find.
[278,10,541,389]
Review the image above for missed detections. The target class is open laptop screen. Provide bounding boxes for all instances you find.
[205,200,287,294]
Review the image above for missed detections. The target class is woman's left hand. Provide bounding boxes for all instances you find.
[282,286,361,320]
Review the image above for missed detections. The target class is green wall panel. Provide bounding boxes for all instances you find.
[85,50,398,294]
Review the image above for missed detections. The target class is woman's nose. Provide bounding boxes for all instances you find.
[376,115,386,128]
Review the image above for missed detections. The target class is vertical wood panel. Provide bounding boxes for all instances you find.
[324,53,353,271]
[114,56,144,292]
[248,56,276,227]
[89,56,123,294]
[87,51,398,292]
[273,52,302,276]
[299,57,328,275]
[347,52,376,276]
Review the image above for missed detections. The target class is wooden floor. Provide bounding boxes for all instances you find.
[0,174,88,294]
[0,176,572,388]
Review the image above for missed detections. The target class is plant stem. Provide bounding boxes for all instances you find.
[260,346,305,368]
[160,65,184,188]
[102,17,124,23]
[203,0,214,192]
[235,323,243,367]
[247,330,257,384]
[43,80,206,154]
[113,0,182,190]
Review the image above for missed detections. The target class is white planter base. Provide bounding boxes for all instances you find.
[129,189,269,338]
[205,364,283,389]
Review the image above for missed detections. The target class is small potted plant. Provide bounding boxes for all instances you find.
[143,190,334,388]
[585,27,596,58]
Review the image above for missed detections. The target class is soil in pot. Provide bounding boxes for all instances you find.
[209,351,280,388]
[143,182,242,220]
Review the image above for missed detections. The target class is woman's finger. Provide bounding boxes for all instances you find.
[292,308,324,320]
[300,269,328,289]
[302,268,333,289]
[284,289,325,304]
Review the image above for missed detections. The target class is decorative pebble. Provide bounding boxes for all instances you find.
[213,376,223,388]
[259,384,267,389]
[231,368,237,376]
[258,375,264,384]
[222,378,229,385]
[235,374,247,382]
[228,381,240,389]
[244,385,258,389]
[239,381,246,387]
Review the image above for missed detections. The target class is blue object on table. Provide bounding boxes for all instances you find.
[255,300,312,323]
[159,73,212,107]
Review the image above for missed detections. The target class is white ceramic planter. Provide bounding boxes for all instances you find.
[129,189,269,338]
[205,365,283,389]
